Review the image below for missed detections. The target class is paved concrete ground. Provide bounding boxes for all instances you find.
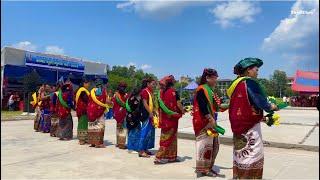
[178,109,319,150]
[1,118,319,179]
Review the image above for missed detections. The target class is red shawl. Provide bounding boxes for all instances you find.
[192,85,218,136]
[229,81,263,135]
[76,90,90,118]
[56,85,73,119]
[49,92,57,114]
[159,88,181,130]
[140,87,153,103]
[41,92,51,110]
[112,92,128,124]
[87,88,107,122]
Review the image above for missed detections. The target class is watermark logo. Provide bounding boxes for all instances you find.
[291,9,315,15]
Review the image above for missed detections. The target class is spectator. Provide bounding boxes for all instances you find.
[283,96,287,104]
[8,93,15,111]
[286,97,290,105]
[14,92,20,110]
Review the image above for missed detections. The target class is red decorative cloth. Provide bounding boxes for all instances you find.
[192,86,217,136]
[159,87,181,130]
[49,93,58,114]
[56,86,73,119]
[87,88,107,122]
[112,92,128,124]
[229,81,263,135]
[41,92,51,110]
[76,91,90,117]
[140,87,153,102]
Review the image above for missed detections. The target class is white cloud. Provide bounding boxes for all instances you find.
[125,62,152,70]
[140,64,152,70]
[209,0,261,28]
[262,0,319,70]
[127,62,137,67]
[11,41,37,51]
[45,45,64,55]
[117,1,210,19]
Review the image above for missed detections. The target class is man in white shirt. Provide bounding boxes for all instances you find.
[8,94,14,111]
[283,96,287,104]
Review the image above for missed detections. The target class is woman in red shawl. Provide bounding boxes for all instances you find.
[137,77,157,158]
[40,84,52,133]
[154,75,184,164]
[75,77,90,145]
[192,68,227,177]
[49,84,59,137]
[56,77,74,140]
[87,78,113,148]
[112,82,129,149]
[228,58,278,179]
[33,85,44,132]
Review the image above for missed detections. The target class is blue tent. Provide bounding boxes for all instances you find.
[184,81,198,90]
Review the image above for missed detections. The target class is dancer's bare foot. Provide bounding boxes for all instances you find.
[145,150,153,155]
[95,144,106,148]
[139,151,150,158]
[119,145,127,149]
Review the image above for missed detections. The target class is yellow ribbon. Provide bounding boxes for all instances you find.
[207,129,219,137]
[75,87,90,106]
[30,92,37,106]
[91,88,111,113]
[146,90,159,128]
[226,77,249,98]
[30,92,42,106]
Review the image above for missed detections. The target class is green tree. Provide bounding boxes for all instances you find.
[174,81,189,100]
[270,70,288,98]
[22,70,42,113]
[284,86,299,97]
[107,65,157,93]
[257,78,276,96]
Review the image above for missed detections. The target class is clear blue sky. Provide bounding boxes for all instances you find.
[1,1,319,80]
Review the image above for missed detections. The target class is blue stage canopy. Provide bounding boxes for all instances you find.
[184,81,198,90]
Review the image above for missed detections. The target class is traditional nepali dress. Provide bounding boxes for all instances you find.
[192,84,226,174]
[87,88,108,146]
[76,87,90,144]
[56,84,74,140]
[126,94,143,151]
[40,92,51,133]
[34,105,41,131]
[50,92,59,137]
[228,77,273,179]
[138,87,155,151]
[155,88,182,162]
[112,92,128,149]
[33,92,41,131]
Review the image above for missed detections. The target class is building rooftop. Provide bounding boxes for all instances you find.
[1,46,106,64]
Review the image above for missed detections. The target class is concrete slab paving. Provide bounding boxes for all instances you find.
[1,119,319,179]
[177,109,319,150]
[303,126,319,146]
